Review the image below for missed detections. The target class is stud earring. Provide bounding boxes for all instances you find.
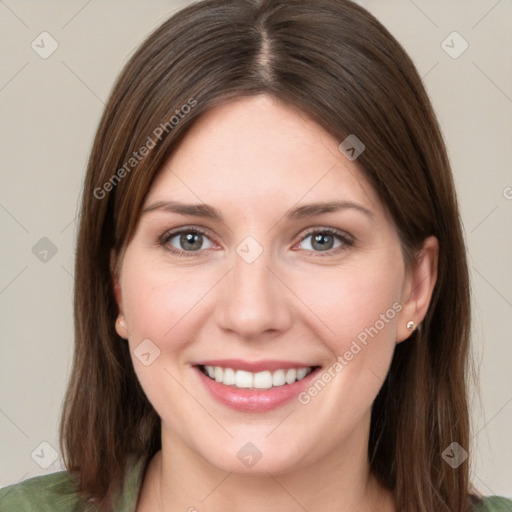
[406,320,415,330]
[116,315,126,329]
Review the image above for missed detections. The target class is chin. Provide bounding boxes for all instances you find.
[195,435,310,476]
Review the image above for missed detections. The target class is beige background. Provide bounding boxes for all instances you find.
[1,0,511,498]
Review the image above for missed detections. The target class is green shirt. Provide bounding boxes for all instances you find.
[1,458,511,511]
[0,458,145,512]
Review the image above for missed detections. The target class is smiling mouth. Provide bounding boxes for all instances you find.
[197,364,320,390]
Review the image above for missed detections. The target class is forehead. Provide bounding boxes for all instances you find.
[145,95,382,217]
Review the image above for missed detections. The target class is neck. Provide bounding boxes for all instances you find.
[140,420,394,512]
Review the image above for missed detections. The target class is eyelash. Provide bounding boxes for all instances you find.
[159,226,354,258]
[297,227,354,256]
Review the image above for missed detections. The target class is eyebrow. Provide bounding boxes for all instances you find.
[141,200,374,222]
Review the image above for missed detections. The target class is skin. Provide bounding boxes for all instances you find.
[113,95,438,512]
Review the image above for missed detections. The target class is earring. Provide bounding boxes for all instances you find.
[406,320,415,330]
[116,315,126,329]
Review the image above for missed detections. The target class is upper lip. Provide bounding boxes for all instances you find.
[194,359,319,373]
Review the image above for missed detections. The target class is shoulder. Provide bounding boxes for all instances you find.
[472,496,512,511]
[0,470,91,512]
[0,455,147,512]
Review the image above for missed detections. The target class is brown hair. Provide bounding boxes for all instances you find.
[60,0,473,510]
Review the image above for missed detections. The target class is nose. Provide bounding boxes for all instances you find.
[215,248,293,341]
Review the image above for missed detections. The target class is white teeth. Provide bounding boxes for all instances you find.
[272,369,286,386]
[235,370,253,388]
[223,367,236,386]
[285,369,297,384]
[296,368,308,380]
[253,371,273,389]
[202,365,313,389]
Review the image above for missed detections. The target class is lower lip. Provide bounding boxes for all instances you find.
[195,366,319,412]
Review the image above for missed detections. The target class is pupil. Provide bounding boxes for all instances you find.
[312,233,333,251]
[181,232,202,251]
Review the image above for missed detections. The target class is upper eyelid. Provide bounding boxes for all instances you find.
[298,226,352,241]
[160,226,212,246]
[162,225,211,240]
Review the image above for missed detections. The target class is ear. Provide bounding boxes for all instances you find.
[396,236,439,343]
[111,250,128,339]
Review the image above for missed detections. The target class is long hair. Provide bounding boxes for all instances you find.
[60,1,472,510]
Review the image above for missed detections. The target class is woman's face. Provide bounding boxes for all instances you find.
[114,95,435,474]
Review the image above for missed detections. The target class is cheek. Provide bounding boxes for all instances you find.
[120,254,212,349]
[290,253,403,414]
[260,256,402,461]
[119,252,214,419]
[292,257,403,351]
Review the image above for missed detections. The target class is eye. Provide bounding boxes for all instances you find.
[159,226,353,258]
[160,227,215,256]
[296,228,353,256]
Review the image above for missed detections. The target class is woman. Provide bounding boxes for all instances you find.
[1,0,510,511]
